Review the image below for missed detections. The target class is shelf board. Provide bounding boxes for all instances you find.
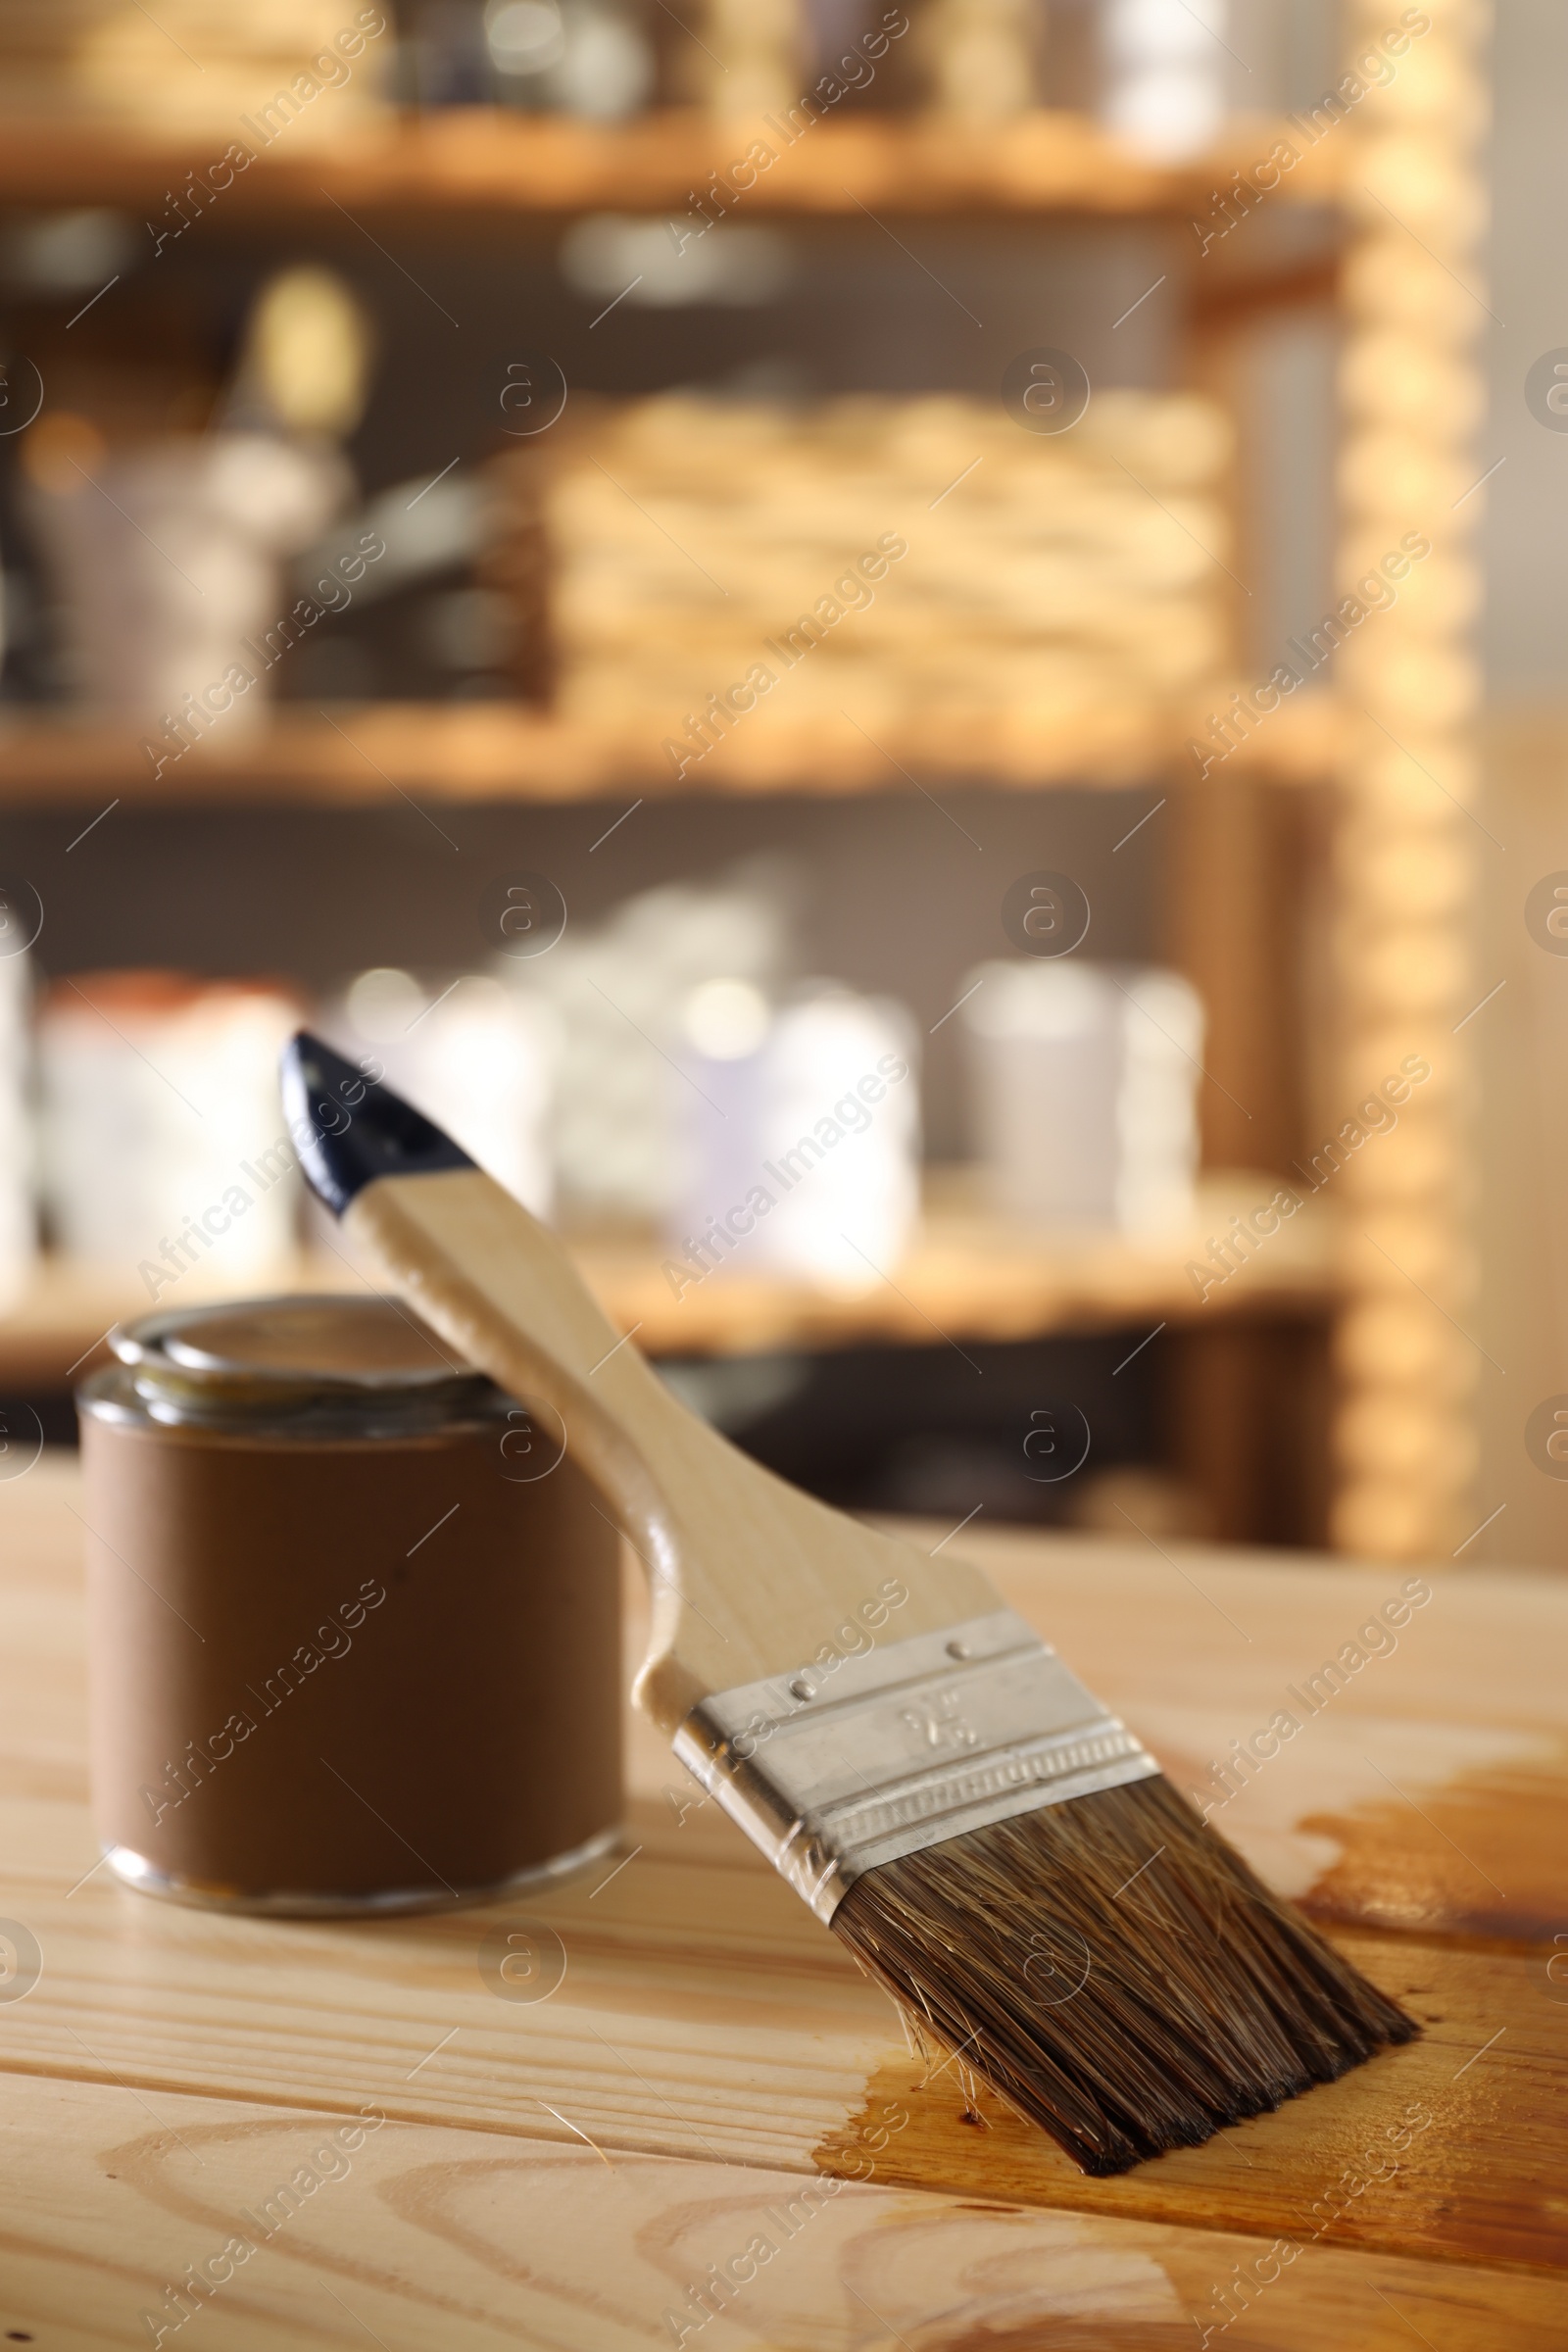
[0,109,1342,222]
[0,694,1341,808]
[0,1173,1333,1391]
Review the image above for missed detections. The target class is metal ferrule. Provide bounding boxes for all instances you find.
[672,1608,1159,1924]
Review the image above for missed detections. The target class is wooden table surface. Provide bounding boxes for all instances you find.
[2,1457,1564,2349]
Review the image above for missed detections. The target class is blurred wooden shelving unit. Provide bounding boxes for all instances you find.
[0,109,1342,220]
[1164,0,1490,1562]
[0,691,1343,807]
[1324,0,1489,1560]
[0,1173,1333,1392]
[0,9,1490,1560]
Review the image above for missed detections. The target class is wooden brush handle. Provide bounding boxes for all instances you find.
[344,1168,1001,1732]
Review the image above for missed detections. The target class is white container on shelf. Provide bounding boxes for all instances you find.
[671,983,920,1293]
[324,968,556,1219]
[36,974,303,1283]
[1115,964,1206,1233]
[960,958,1202,1235]
[24,431,347,732]
[505,863,796,1226]
[1101,0,1229,160]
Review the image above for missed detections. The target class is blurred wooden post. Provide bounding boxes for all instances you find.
[1167,232,1325,1546]
[1331,0,1489,1561]
[1165,771,1326,1545]
[1167,767,1298,1175]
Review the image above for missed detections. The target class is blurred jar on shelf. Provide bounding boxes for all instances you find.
[960,960,1202,1235]
[22,418,343,732]
[491,0,655,116]
[1100,0,1229,159]
[36,974,303,1284]
[322,968,556,1219]
[670,980,920,1293]
[19,268,371,735]
[504,862,796,1229]
[401,0,655,115]
[1037,0,1318,119]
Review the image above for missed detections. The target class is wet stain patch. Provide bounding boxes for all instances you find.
[815,1932,1568,2274]
[1298,1759,1568,1945]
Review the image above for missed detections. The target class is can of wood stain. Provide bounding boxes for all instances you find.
[77,1295,622,1913]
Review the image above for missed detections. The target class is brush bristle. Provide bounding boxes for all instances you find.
[831,1774,1417,2175]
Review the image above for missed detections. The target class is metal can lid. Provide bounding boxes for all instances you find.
[102,1296,499,1430]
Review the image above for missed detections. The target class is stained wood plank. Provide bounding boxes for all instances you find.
[956,1519,1568,1944]
[4,2073,1565,2352]
[1,1463,1564,2296]
[4,1845,1560,2271]
[818,1933,1568,2273]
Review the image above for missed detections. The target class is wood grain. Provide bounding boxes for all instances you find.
[819,1933,1567,2271]
[2,1462,1565,2323]
[959,1518,1568,1945]
[6,1464,1563,1938]
[3,1850,1557,2272]
[5,2071,1566,2352]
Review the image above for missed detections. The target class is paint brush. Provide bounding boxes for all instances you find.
[281,1032,1416,2175]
